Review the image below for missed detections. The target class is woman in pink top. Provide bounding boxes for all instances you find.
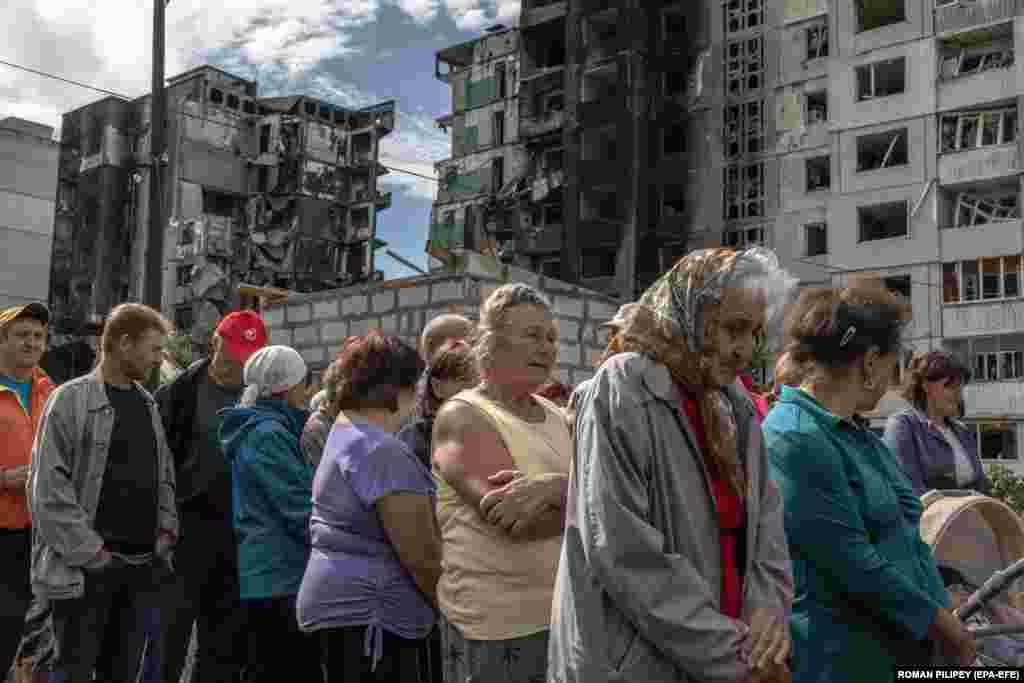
[432,283,573,683]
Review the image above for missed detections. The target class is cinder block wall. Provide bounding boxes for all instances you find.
[261,260,620,388]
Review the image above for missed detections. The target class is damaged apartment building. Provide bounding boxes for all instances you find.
[757,0,1024,465]
[49,65,394,346]
[430,1,714,299]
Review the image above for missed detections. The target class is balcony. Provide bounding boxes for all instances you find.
[965,381,1024,417]
[520,109,565,139]
[943,299,1024,338]
[436,41,475,82]
[935,0,1023,37]
[937,27,1016,111]
[522,0,567,27]
[942,219,1023,261]
[939,144,1020,185]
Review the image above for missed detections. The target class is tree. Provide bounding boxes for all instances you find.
[985,463,1024,517]
[749,335,775,391]
[144,332,196,391]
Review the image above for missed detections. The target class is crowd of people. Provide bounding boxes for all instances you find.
[0,244,994,682]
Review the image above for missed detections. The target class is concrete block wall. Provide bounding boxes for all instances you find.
[262,259,620,388]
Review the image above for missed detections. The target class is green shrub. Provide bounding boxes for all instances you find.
[985,463,1024,516]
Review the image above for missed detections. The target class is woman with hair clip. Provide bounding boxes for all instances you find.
[549,247,795,683]
[762,281,976,682]
[884,350,990,496]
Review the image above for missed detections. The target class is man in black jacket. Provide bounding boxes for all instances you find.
[155,311,267,683]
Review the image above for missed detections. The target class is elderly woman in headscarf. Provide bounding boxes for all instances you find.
[219,345,320,682]
[548,247,796,683]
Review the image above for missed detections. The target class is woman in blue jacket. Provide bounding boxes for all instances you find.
[885,350,991,496]
[220,345,319,683]
[762,281,975,682]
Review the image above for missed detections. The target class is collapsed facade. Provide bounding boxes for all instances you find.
[49,65,394,346]
[429,1,713,300]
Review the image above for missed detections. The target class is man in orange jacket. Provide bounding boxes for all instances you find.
[0,303,54,675]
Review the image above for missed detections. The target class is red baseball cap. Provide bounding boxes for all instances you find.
[215,311,267,365]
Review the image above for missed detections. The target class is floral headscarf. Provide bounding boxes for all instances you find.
[620,247,786,497]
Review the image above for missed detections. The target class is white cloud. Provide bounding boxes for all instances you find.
[0,0,456,205]
[395,0,442,24]
[437,0,519,32]
[495,0,521,24]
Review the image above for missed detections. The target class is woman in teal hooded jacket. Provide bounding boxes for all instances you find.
[762,282,975,683]
[220,345,320,683]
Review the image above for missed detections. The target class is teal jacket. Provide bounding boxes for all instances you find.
[762,387,949,683]
[221,399,313,601]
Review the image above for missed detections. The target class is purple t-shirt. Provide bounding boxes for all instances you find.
[296,421,436,651]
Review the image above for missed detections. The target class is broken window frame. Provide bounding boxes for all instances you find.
[806,24,829,61]
[724,0,764,35]
[664,122,687,158]
[856,127,909,172]
[855,58,907,101]
[883,274,912,301]
[492,110,505,146]
[805,155,831,192]
[725,36,765,98]
[664,69,688,97]
[176,265,194,287]
[539,258,562,279]
[544,147,565,173]
[940,46,1015,81]
[662,184,686,218]
[580,247,617,279]
[723,162,766,220]
[805,222,828,256]
[952,191,1020,228]
[940,108,1018,154]
[543,202,564,225]
[806,90,828,125]
[723,225,767,249]
[855,0,907,33]
[662,8,687,41]
[723,99,765,159]
[857,200,910,242]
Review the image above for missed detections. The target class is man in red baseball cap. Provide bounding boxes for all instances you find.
[154,310,267,683]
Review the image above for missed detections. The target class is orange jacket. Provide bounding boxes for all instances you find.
[0,367,55,529]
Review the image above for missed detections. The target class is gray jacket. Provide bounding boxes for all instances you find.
[884,408,991,496]
[548,353,792,683]
[29,368,178,600]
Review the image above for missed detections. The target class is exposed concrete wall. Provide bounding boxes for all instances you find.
[262,253,619,387]
[0,121,58,309]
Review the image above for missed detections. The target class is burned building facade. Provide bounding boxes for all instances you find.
[50,65,395,344]
[430,3,713,299]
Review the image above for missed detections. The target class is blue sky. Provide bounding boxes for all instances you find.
[0,0,520,278]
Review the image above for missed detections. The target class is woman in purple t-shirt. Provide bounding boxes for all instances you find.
[296,330,440,682]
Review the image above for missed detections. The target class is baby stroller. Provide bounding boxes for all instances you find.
[920,490,1024,667]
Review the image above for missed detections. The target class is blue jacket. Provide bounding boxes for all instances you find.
[221,399,314,600]
[763,387,949,683]
[884,409,991,496]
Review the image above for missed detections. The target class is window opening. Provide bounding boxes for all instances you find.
[857,128,909,171]
[858,201,909,241]
[805,222,828,256]
[856,58,906,101]
[806,156,831,191]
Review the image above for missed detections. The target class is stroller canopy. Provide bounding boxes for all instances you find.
[920,492,1024,592]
